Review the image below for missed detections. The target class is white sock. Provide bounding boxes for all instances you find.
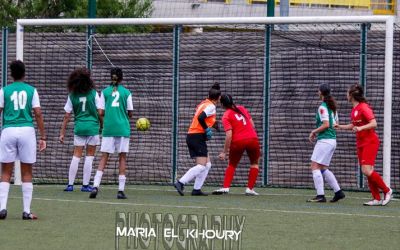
[22,182,33,214]
[93,170,103,188]
[194,162,211,190]
[179,164,206,185]
[68,156,81,185]
[118,175,126,191]
[322,169,341,192]
[312,170,324,196]
[82,156,94,186]
[0,182,10,210]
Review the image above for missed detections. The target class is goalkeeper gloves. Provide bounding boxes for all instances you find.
[205,127,213,140]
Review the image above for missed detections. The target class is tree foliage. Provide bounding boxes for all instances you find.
[0,0,153,33]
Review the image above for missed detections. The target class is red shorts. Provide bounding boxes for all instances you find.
[357,142,379,166]
[229,138,260,167]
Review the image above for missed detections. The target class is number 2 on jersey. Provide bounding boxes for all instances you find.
[10,91,27,110]
[112,91,120,107]
[235,114,247,125]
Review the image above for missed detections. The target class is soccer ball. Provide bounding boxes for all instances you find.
[136,118,151,131]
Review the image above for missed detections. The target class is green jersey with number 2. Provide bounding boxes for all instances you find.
[102,85,132,137]
[2,82,37,128]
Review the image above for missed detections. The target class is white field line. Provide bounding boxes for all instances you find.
[8,196,400,219]
[33,185,399,201]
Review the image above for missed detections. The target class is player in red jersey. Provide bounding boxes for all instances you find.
[336,84,392,206]
[212,94,261,196]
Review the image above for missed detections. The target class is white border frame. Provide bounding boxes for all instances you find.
[15,16,395,186]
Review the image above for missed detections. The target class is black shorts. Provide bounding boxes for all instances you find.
[186,133,208,158]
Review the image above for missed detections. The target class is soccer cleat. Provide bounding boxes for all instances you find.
[382,188,393,206]
[117,191,127,199]
[191,189,208,196]
[89,187,98,199]
[22,212,38,220]
[81,185,93,192]
[174,181,185,196]
[307,195,326,203]
[330,190,345,203]
[212,188,230,195]
[64,185,74,192]
[245,188,259,196]
[363,199,382,206]
[0,209,7,220]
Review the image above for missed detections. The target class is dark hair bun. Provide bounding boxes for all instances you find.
[211,83,220,90]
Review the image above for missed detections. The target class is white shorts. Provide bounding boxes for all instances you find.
[0,127,37,164]
[74,135,100,147]
[311,139,337,167]
[100,137,130,154]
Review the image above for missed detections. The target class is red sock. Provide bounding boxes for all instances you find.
[247,167,259,189]
[370,171,390,193]
[223,165,236,188]
[367,176,381,200]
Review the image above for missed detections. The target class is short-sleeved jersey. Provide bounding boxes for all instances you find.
[99,85,133,137]
[188,99,217,134]
[351,102,379,147]
[315,102,338,140]
[0,82,40,128]
[222,106,258,142]
[64,89,100,136]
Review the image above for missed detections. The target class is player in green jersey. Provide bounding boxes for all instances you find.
[308,83,345,203]
[59,68,101,192]
[0,60,46,220]
[90,67,133,199]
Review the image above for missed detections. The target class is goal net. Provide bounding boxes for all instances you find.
[6,16,398,190]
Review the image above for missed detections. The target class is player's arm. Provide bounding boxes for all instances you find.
[60,96,73,143]
[127,94,133,119]
[310,120,329,142]
[59,112,71,144]
[0,89,3,115]
[32,90,46,151]
[335,123,354,130]
[219,116,232,161]
[353,119,377,132]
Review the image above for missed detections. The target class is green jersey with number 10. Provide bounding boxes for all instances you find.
[101,85,132,137]
[1,82,38,128]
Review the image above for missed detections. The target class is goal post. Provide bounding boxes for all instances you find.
[13,16,395,187]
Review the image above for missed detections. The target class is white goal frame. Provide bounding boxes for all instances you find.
[14,16,395,186]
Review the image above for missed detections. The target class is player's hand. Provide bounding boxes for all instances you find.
[59,135,64,144]
[205,127,213,140]
[39,140,47,152]
[219,152,227,161]
[353,126,362,132]
[309,131,316,143]
[334,124,340,130]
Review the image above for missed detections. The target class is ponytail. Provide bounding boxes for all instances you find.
[323,95,337,113]
[220,94,247,119]
[348,83,368,103]
[110,67,123,92]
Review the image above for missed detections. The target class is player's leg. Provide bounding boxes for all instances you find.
[117,152,127,199]
[360,143,391,206]
[90,137,113,198]
[175,134,208,196]
[245,139,260,196]
[192,155,211,196]
[64,137,84,191]
[0,163,13,219]
[20,163,37,220]
[81,136,99,192]
[212,142,244,195]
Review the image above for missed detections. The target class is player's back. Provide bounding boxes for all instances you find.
[102,85,131,137]
[69,89,100,136]
[2,81,37,128]
[222,106,257,142]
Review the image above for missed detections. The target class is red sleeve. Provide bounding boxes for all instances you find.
[362,104,375,122]
[222,112,232,131]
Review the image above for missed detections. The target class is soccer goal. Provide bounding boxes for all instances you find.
[10,16,396,190]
